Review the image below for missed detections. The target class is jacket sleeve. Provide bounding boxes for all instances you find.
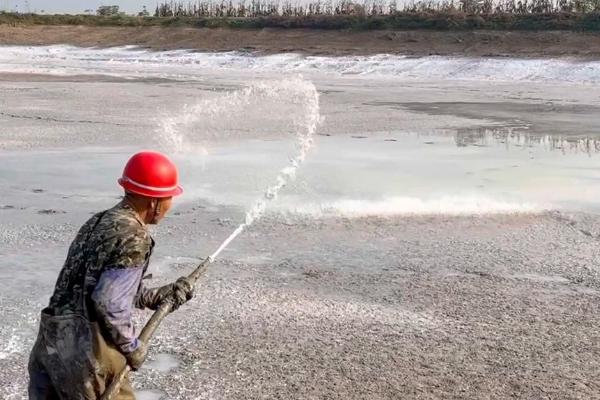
[91,231,151,354]
[91,266,144,354]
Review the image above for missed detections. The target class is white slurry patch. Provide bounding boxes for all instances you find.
[2,45,600,83]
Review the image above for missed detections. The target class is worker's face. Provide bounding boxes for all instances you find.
[150,197,173,224]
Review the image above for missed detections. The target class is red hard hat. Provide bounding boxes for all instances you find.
[118,151,183,198]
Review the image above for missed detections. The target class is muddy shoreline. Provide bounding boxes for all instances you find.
[3,25,600,57]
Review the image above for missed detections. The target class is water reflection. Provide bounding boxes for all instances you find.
[454,127,600,155]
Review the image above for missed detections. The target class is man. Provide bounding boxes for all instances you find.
[28,151,194,399]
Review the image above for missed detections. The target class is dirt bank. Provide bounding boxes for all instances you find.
[2,25,600,57]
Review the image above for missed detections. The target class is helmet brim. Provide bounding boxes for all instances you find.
[118,178,183,198]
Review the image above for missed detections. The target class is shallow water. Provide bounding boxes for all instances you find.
[135,389,167,400]
[143,353,181,372]
[2,130,600,222]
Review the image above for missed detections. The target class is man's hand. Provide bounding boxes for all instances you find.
[170,277,194,311]
[137,276,195,311]
[126,340,148,371]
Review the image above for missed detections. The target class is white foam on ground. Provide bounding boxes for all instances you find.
[285,195,543,217]
[1,45,600,83]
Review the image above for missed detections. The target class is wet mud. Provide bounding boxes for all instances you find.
[1,48,600,399]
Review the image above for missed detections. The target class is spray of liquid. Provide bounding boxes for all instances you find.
[159,77,321,261]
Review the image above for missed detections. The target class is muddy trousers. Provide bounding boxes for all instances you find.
[28,320,135,400]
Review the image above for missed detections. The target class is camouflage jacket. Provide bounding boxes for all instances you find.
[47,201,154,354]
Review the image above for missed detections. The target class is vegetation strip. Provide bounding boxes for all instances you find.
[3,0,600,31]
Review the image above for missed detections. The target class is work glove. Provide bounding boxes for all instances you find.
[137,277,195,311]
[170,277,195,311]
[126,340,148,371]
